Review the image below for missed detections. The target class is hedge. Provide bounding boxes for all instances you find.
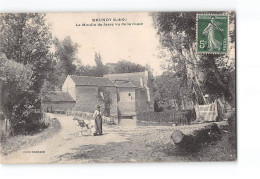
[12,112,49,135]
[136,109,196,125]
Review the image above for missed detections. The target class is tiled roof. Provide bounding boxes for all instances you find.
[70,75,115,87]
[112,80,143,88]
[42,91,75,102]
[129,80,143,88]
[104,71,146,88]
[104,71,146,81]
[114,80,136,88]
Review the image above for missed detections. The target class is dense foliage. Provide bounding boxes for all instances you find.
[151,12,236,108]
[137,109,196,125]
[0,53,33,121]
[0,13,54,129]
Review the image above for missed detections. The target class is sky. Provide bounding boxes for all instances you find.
[46,12,165,76]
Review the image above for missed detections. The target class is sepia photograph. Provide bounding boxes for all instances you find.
[0,11,236,164]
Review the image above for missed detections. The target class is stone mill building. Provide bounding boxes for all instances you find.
[41,70,154,117]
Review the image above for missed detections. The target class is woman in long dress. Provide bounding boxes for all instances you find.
[93,104,102,136]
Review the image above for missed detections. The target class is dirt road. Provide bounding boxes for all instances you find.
[2,114,235,163]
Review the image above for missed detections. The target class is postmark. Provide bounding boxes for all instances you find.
[196,14,228,54]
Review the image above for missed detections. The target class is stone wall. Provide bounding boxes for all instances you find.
[118,101,136,116]
[135,89,149,114]
[75,86,99,112]
[117,88,136,116]
[41,101,75,112]
[74,86,118,116]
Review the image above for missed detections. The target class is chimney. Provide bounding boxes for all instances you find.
[140,77,144,87]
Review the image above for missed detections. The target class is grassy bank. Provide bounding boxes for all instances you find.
[1,117,61,156]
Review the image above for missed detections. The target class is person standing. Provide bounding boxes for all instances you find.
[93,104,102,136]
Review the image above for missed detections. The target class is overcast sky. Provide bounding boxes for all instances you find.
[46,12,164,76]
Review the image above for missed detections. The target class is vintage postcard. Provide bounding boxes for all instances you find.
[0,12,236,164]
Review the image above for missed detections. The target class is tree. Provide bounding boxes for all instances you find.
[151,12,236,107]
[0,13,54,111]
[154,71,193,110]
[0,53,33,123]
[0,13,53,94]
[75,64,96,77]
[96,87,112,117]
[74,52,108,77]
[54,37,78,75]
[93,52,107,77]
[108,60,146,74]
[53,36,78,89]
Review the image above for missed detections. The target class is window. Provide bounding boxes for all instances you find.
[119,92,133,101]
[128,93,133,99]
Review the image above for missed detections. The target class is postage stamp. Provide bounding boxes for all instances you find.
[197,14,228,54]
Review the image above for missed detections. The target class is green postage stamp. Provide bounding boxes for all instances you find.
[197,14,228,54]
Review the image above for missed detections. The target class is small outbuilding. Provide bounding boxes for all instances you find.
[41,91,75,113]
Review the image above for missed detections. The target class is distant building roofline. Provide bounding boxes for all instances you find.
[41,91,75,102]
[103,70,147,77]
[68,75,116,87]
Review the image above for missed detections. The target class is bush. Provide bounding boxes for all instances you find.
[181,109,196,123]
[12,112,49,135]
[136,109,196,125]
[154,101,163,112]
